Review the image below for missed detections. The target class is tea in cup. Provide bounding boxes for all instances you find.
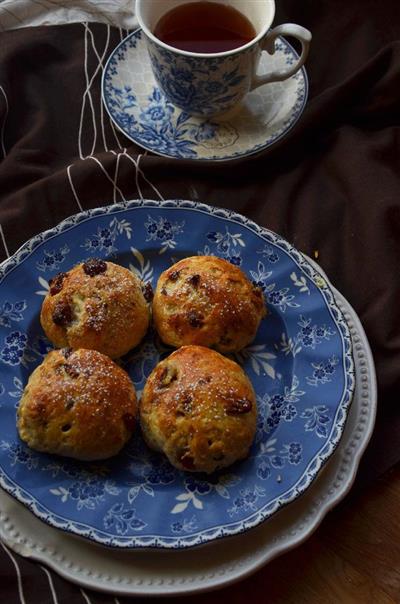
[136,0,311,118]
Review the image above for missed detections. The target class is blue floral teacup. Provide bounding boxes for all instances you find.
[136,0,311,118]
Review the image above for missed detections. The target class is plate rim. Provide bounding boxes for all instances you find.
[0,283,377,596]
[101,28,309,162]
[0,199,355,549]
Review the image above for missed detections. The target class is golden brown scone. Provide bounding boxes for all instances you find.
[140,345,257,473]
[17,348,138,461]
[153,256,266,353]
[40,259,150,359]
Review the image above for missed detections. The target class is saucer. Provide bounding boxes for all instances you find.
[102,29,309,161]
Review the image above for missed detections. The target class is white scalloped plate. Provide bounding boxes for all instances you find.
[0,277,376,596]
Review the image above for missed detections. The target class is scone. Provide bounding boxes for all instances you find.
[153,256,266,353]
[17,348,137,461]
[40,259,150,359]
[140,345,257,473]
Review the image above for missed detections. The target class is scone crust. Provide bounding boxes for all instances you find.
[153,256,266,353]
[40,260,150,359]
[17,348,137,461]
[140,345,257,473]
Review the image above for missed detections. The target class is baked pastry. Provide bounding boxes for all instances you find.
[140,345,257,473]
[40,259,150,359]
[153,255,266,353]
[17,348,137,461]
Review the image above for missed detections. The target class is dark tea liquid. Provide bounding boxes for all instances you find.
[153,1,256,54]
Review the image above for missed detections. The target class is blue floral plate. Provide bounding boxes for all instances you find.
[102,29,308,161]
[0,200,354,549]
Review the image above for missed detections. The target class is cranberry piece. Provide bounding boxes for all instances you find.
[52,301,73,326]
[157,364,178,388]
[65,397,75,410]
[176,394,193,415]
[168,270,180,281]
[188,311,203,328]
[63,364,80,378]
[49,272,67,296]
[83,258,107,277]
[142,282,154,302]
[187,274,200,287]
[226,398,253,415]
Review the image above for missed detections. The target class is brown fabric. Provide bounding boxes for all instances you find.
[0,1,400,600]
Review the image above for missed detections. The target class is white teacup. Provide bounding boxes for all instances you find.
[136,0,311,118]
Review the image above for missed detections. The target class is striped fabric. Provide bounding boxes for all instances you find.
[0,0,137,30]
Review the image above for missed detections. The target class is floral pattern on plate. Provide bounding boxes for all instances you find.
[0,199,354,549]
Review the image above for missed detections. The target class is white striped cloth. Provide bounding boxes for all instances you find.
[0,0,137,31]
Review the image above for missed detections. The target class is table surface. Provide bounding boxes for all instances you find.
[225,465,400,604]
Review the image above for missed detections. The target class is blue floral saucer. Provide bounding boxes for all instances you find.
[102,30,308,161]
[0,200,354,549]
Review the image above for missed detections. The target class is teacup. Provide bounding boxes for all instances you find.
[136,0,311,118]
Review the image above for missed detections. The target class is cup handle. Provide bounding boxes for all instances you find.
[250,24,312,90]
